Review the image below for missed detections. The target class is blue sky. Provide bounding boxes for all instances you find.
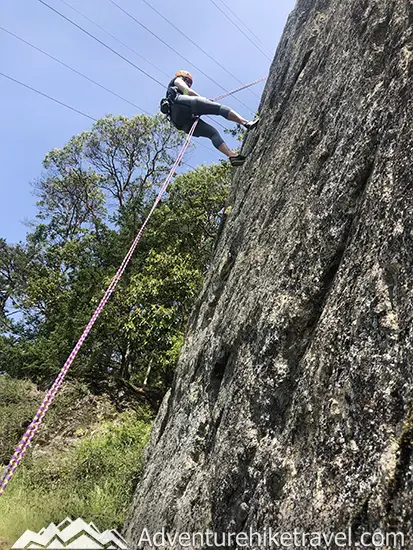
[0,0,295,243]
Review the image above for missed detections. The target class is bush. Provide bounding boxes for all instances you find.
[0,375,40,465]
[0,402,151,545]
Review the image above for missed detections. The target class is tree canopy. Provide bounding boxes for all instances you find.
[0,114,230,395]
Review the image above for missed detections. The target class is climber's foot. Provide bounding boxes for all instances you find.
[244,117,260,131]
[229,154,246,167]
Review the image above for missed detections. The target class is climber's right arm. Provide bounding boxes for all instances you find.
[174,77,201,97]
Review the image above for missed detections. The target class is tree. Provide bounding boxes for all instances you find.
[0,114,230,396]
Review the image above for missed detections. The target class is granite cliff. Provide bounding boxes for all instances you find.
[126,0,413,546]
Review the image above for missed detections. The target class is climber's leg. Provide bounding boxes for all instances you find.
[175,96,259,130]
[187,119,246,165]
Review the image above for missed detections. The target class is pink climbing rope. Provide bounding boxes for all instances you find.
[0,75,267,497]
[211,75,267,102]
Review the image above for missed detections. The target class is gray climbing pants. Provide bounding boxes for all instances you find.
[170,95,232,149]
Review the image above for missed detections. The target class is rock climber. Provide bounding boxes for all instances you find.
[162,70,259,166]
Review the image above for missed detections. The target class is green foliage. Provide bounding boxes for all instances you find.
[149,163,231,269]
[0,114,230,394]
[0,375,109,466]
[0,374,150,544]
[0,114,230,549]
[0,376,39,465]
[224,122,246,142]
[0,113,231,548]
[0,410,151,544]
[122,250,201,387]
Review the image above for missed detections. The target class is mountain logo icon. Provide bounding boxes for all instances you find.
[11,517,128,549]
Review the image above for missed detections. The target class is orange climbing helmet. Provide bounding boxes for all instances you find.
[175,70,193,86]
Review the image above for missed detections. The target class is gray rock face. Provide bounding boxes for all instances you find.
[126,0,413,547]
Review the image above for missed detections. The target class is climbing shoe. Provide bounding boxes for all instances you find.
[245,118,260,131]
[230,154,246,167]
